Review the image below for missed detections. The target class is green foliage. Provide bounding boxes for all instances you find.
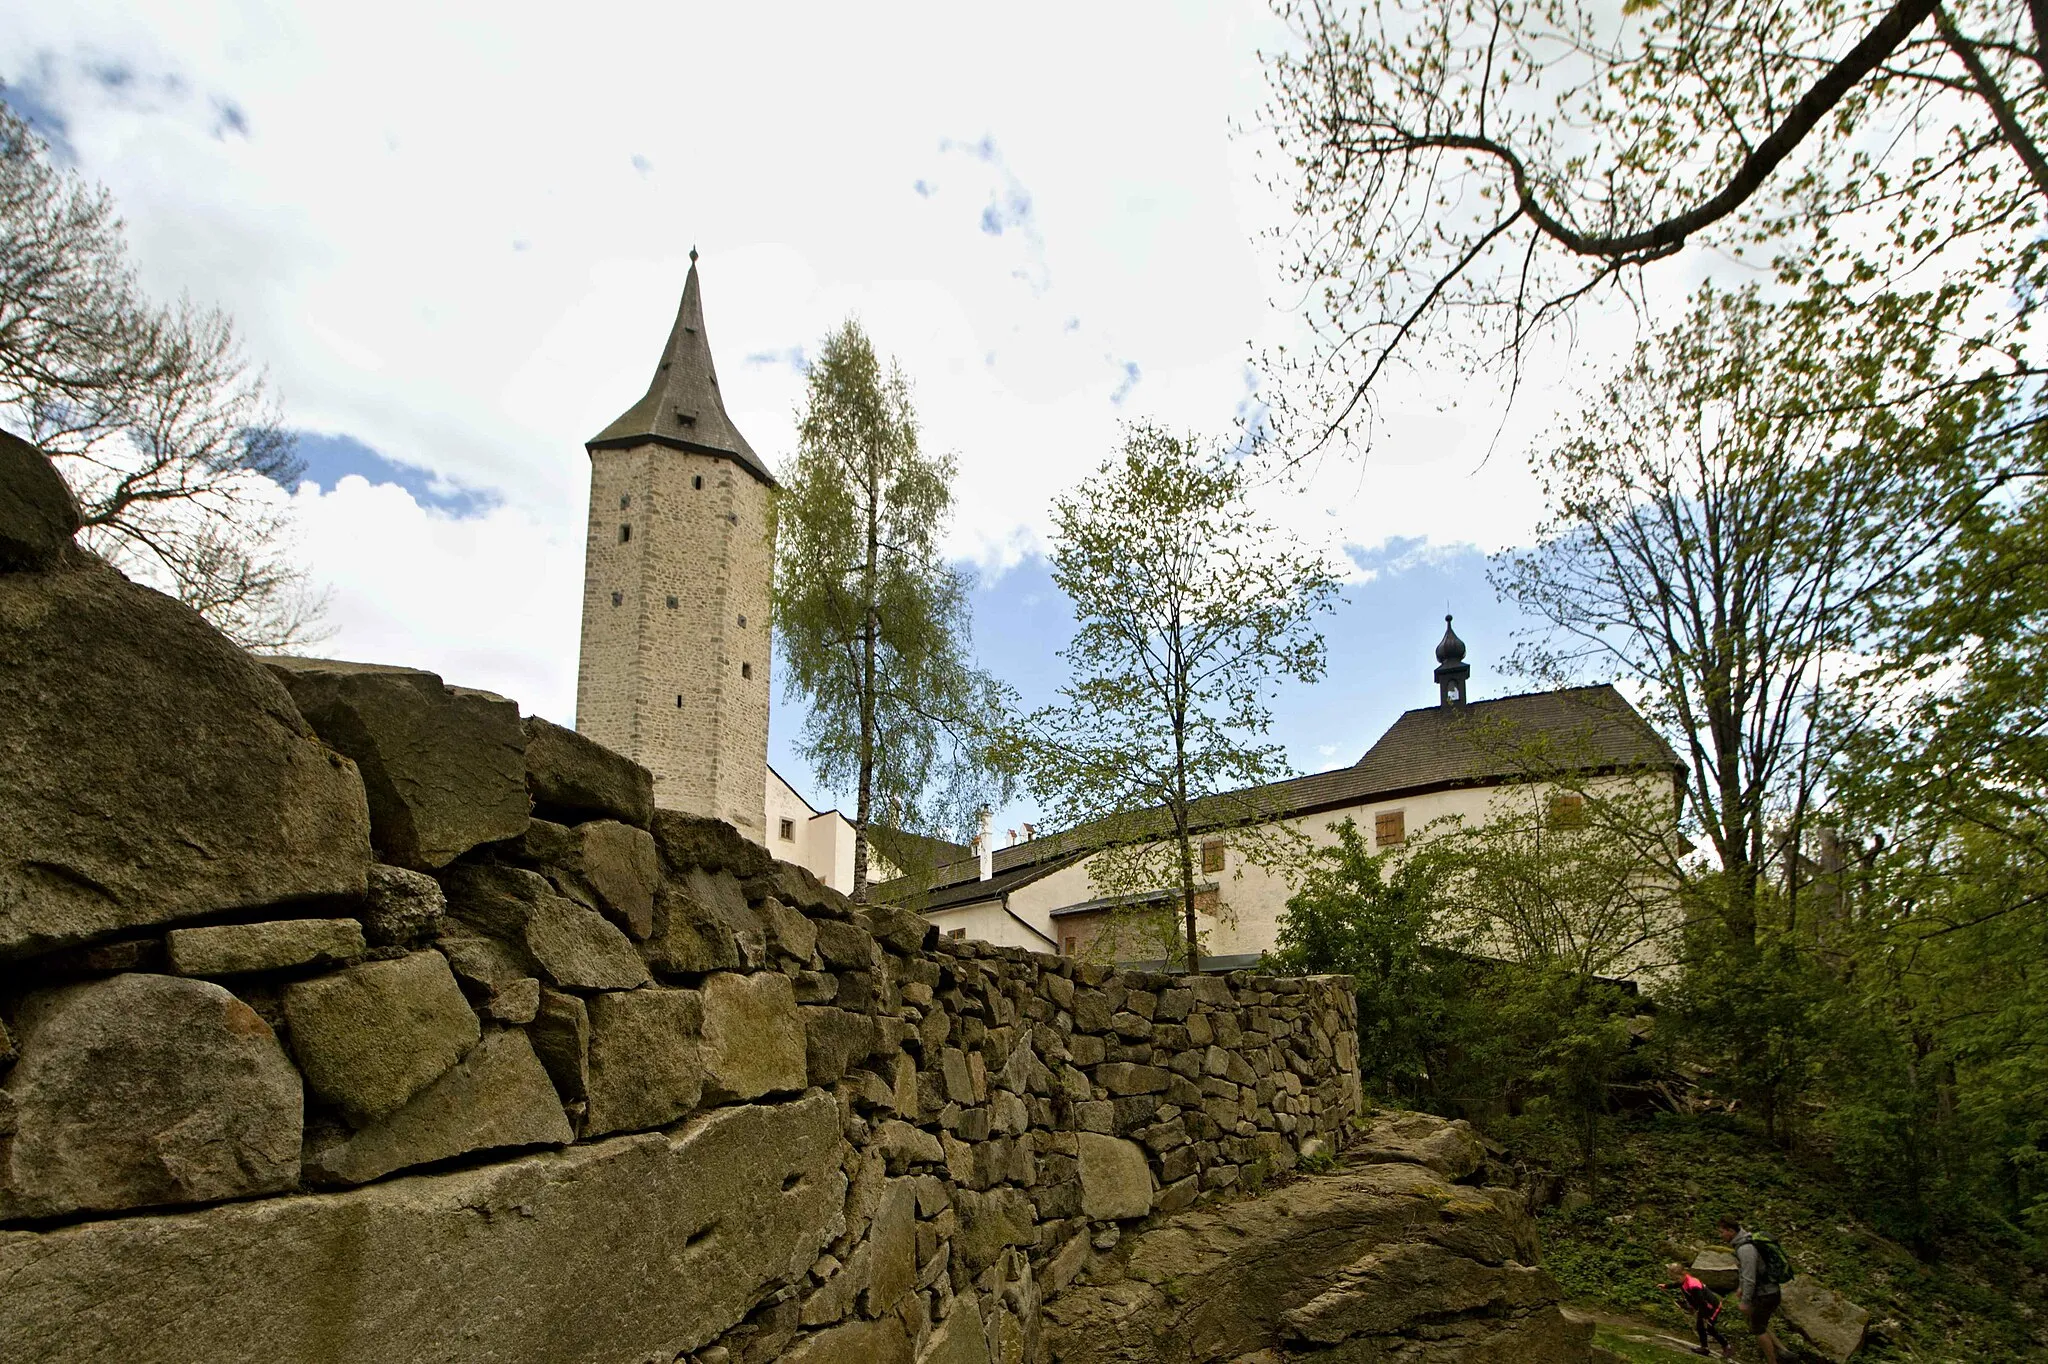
[1005,424,1340,968]
[774,319,1008,897]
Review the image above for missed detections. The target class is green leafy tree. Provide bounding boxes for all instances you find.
[1267,817,1469,1098]
[774,319,1007,902]
[1012,424,1341,971]
[1255,0,2048,452]
[0,98,322,648]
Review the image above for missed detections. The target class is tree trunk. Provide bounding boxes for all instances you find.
[1171,628,1200,975]
[852,467,880,904]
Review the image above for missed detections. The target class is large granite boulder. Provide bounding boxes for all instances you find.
[521,715,654,828]
[0,558,372,960]
[1042,1110,1588,1364]
[0,432,80,570]
[1348,1108,1486,1180]
[441,864,649,991]
[304,1029,572,1186]
[0,974,302,1221]
[282,950,480,1126]
[265,658,528,870]
[1780,1275,1870,1362]
[0,1093,848,1363]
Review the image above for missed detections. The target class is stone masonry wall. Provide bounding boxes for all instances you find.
[0,436,1358,1364]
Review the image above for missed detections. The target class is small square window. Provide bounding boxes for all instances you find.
[737,614,746,627]
[1548,793,1586,828]
[1193,888,1220,914]
[1200,837,1225,874]
[740,662,752,680]
[1375,809,1405,846]
[610,590,623,607]
[667,595,679,609]
[1062,936,1076,955]
[779,818,796,841]
[619,524,631,543]
[947,928,966,940]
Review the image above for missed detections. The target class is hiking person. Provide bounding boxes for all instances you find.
[1660,1262,1732,1358]
[1718,1214,1789,1363]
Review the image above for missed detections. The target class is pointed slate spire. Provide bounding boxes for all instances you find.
[587,252,774,485]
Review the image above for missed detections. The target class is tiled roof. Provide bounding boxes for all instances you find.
[879,684,1681,908]
[587,256,775,486]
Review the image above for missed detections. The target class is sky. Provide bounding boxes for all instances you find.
[2,0,1644,833]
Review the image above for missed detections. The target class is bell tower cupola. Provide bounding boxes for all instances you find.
[1434,615,1471,709]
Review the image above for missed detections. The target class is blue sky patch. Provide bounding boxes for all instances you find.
[1,64,76,161]
[290,431,500,517]
[745,345,807,373]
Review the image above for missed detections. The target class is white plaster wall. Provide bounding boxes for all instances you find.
[924,901,1059,953]
[948,771,1679,976]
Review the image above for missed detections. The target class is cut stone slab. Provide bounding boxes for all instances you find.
[361,863,445,947]
[0,974,301,1221]
[265,658,529,870]
[866,1177,918,1315]
[521,714,654,828]
[700,970,807,1102]
[0,431,80,570]
[0,1092,848,1364]
[167,917,365,977]
[282,950,480,1126]
[0,558,372,961]
[442,863,649,990]
[1077,1133,1154,1220]
[919,1293,988,1364]
[1780,1275,1870,1363]
[530,988,589,1102]
[305,1029,572,1186]
[584,987,703,1137]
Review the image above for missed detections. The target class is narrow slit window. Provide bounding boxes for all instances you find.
[692,475,704,490]
[740,662,752,680]
[619,524,631,543]
[610,590,623,607]
[675,695,683,708]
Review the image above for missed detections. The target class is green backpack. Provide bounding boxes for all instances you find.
[1749,1232,1794,1286]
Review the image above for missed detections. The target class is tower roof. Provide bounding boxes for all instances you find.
[587,253,775,485]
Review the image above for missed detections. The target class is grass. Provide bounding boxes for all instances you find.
[1529,1113,2047,1362]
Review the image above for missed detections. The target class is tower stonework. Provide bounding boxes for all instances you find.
[577,256,773,841]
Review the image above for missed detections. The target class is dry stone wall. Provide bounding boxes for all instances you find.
[0,435,1362,1364]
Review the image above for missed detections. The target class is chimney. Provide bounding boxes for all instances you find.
[976,808,994,881]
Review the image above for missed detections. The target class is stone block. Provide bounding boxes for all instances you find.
[283,950,480,1126]
[759,895,818,963]
[442,863,649,990]
[652,810,774,880]
[814,918,876,969]
[0,559,372,961]
[0,974,301,1221]
[1096,1062,1169,1095]
[1077,1133,1154,1220]
[875,1119,944,1171]
[521,714,654,827]
[0,430,79,569]
[860,902,933,955]
[267,657,527,870]
[361,863,445,947]
[530,987,589,1102]
[584,986,702,1136]
[644,878,743,974]
[954,1186,1037,1274]
[865,1178,918,1315]
[167,917,366,977]
[0,1093,847,1363]
[699,971,806,1102]
[920,1292,989,1364]
[306,1029,572,1185]
[802,1006,874,1087]
[1779,1275,1869,1363]
[784,1317,912,1364]
[535,818,659,940]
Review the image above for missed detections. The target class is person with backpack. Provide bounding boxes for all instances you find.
[1660,1262,1733,1358]
[1718,1214,1791,1363]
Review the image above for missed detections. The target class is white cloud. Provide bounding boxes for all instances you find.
[5,0,1639,716]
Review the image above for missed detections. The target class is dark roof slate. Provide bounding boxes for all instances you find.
[881,684,1681,908]
[588,257,775,486]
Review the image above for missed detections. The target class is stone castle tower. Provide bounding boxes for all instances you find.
[576,252,773,841]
